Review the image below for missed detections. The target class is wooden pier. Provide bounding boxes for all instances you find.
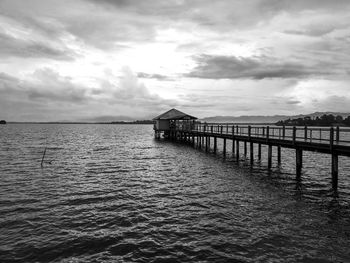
[153,109,350,193]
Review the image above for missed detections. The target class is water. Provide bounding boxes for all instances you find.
[0,124,349,263]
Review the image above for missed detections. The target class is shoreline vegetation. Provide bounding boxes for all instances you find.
[276,114,350,126]
[7,120,155,124]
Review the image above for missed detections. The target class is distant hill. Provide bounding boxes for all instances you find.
[78,115,138,122]
[200,112,350,123]
[77,114,155,123]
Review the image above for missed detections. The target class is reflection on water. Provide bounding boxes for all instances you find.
[0,124,349,262]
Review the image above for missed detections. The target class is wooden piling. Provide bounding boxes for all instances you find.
[258,143,261,160]
[277,146,281,164]
[332,154,338,192]
[232,139,235,155]
[250,142,254,165]
[236,140,240,161]
[330,127,338,192]
[244,141,247,157]
[214,137,217,153]
[293,126,296,144]
[223,138,226,157]
[268,145,272,169]
[336,126,340,143]
[232,127,235,154]
[296,148,303,180]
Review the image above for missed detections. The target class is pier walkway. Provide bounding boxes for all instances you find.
[164,123,350,192]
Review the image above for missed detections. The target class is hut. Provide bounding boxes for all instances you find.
[153,108,197,138]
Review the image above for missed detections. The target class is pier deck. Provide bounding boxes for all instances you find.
[159,124,350,193]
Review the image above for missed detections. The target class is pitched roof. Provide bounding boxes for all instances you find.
[153,108,197,120]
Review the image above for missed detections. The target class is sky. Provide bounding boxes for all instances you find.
[1,0,350,121]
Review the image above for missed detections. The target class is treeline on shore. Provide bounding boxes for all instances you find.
[110,120,154,124]
[276,114,350,126]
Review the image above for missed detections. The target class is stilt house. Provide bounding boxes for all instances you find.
[153,108,197,138]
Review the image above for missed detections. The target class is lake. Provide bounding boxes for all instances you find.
[0,124,349,262]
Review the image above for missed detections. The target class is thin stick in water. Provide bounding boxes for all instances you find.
[41,147,47,168]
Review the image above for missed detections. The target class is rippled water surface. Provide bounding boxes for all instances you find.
[0,124,349,263]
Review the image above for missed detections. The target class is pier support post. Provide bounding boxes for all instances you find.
[258,143,261,160]
[250,143,254,165]
[332,153,338,192]
[330,127,338,192]
[236,140,240,161]
[205,136,209,152]
[277,146,281,164]
[244,141,247,157]
[232,139,235,155]
[232,128,235,156]
[296,148,303,180]
[223,138,226,157]
[214,137,217,153]
[268,145,272,169]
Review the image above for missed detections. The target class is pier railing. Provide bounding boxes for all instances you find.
[164,122,350,192]
[175,123,350,145]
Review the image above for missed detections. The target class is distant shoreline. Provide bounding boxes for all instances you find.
[6,121,155,125]
[5,121,278,125]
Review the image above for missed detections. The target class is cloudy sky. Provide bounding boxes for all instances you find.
[1,0,350,121]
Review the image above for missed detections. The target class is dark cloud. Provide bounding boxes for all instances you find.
[187,55,330,80]
[86,0,193,17]
[0,1,156,51]
[0,68,178,121]
[2,0,350,52]
[137,72,172,81]
[0,72,19,83]
[87,0,350,30]
[0,69,88,103]
[286,100,301,105]
[0,32,75,60]
[65,15,156,50]
[284,28,335,37]
[258,0,350,16]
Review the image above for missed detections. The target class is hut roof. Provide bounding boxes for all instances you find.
[153,108,197,120]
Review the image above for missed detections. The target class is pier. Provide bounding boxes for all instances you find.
[153,109,350,193]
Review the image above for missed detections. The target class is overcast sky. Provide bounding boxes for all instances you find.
[1,0,350,121]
